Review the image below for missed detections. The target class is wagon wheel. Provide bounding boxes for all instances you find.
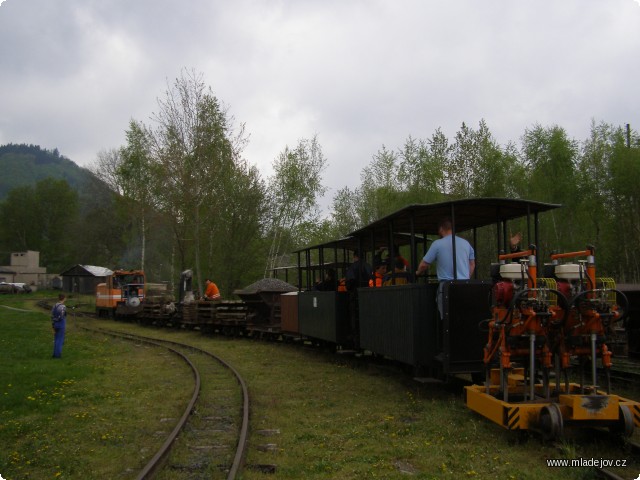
[539,403,564,440]
[609,405,634,438]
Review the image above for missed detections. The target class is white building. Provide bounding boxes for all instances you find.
[0,251,48,287]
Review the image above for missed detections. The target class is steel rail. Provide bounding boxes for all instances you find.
[123,331,251,480]
[82,325,250,480]
[78,325,201,479]
[583,439,640,479]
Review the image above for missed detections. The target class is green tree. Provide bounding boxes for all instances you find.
[357,145,404,225]
[265,135,327,273]
[397,132,448,204]
[148,69,240,293]
[93,145,153,271]
[469,122,524,198]
[71,174,128,268]
[0,178,78,271]
[0,186,38,250]
[92,70,266,293]
[34,179,79,269]
[117,120,157,270]
[145,69,265,294]
[447,122,478,197]
[605,128,640,281]
[575,121,618,257]
[202,155,267,293]
[521,124,580,255]
[329,186,361,237]
[446,120,519,198]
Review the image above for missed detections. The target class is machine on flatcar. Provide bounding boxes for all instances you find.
[466,242,638,439]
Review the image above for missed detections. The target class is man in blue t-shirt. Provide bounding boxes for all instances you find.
[415,218,475,317]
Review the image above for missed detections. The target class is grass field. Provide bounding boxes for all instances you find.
[1,291,639,479]
[0,293,193,479]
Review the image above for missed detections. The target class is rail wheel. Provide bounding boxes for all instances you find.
[610,405,634,438]
[539,403,564,440]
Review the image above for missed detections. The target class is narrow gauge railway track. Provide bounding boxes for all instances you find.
[77,324,250,480]
[609,358,640,386]
[568,356,640,389]
[595,440,640,480]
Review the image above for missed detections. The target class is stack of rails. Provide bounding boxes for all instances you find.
[214,300,249,328]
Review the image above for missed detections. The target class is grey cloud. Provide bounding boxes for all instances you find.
[0,0,639,208]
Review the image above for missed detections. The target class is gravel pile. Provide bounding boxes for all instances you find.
[234,277,297,295]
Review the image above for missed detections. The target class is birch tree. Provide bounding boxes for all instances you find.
[397,131,448,203]
[118,120,155,270]
[149,69,249,294]
[265,135,327,274]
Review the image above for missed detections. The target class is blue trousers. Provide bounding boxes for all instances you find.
[53,327,65,358]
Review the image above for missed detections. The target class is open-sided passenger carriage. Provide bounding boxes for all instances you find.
[292,197,640,438]
[294,198,559,377]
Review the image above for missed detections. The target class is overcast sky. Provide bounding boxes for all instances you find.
[1,0,639,210]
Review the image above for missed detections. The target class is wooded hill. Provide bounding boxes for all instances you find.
[0,143,123,274]
[0,144,96,202]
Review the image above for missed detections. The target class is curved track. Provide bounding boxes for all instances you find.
[77,322,250,480]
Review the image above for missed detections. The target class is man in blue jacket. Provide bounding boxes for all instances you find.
[51,293,67,358]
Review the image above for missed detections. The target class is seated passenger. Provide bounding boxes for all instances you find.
[346,250,373,291]
[383,258,411,286]
[369,261,387,287]
[391,246,409,269]
[313,268,337,291]
[204,278,221,300]
[509,232,523,253]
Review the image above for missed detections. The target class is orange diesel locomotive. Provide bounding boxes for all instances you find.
[96,270,145,317]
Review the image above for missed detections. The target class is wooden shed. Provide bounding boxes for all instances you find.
[59,265,113,294]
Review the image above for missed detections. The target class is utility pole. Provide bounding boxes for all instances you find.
[627,123,631,148]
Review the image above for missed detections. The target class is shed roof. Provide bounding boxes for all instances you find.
[59,265,113,277]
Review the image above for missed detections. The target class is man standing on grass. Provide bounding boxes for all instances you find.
[51,293,67,358]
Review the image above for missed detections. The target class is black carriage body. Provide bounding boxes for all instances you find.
[298,291,350,344]
[358,284,436,368]
[441,280,492,374]
[619,284,640,357]
[358,281,491,376]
